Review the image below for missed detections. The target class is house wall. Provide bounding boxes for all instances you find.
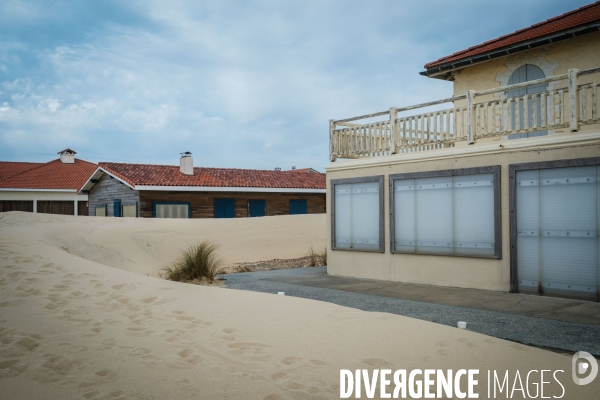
[138,191,325,218]
[326,130,600,291]
[451,31,600,136]
[88,173,139,216]
[0,190,88,215]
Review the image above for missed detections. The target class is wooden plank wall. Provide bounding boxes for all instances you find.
[88,173,140,216]
[138,191,325,218]
[78,201,88,217]
[37,201,74,215]
[0,201,33,212]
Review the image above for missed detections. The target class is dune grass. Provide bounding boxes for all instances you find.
[307,246,327,266]
[162,241,223,283]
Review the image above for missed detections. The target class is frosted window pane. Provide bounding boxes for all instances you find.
[122,205,136,218]
[393,172,496,257]
[516,170,541,288]
[516,165,599,296]
[334,180,380,250]
[454,174,495,256]
[156,204,189,219]
[394,179,416,252]
[351,182,380,250]
[415,176,453,254]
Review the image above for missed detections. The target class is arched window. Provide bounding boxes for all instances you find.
[507,64,547,139]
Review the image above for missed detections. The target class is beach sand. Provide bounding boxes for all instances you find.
[0,212,597,399]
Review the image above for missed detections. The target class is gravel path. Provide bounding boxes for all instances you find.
[219,266,600,357]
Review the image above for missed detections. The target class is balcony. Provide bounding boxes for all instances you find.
[329,67,600,162]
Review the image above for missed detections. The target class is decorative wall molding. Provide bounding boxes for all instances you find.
[494,49,560,97]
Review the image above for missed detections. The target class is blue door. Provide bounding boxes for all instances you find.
[214,198,235,218]
[248,200,266,217]
[113,199,121,217]
[290,199,308,215]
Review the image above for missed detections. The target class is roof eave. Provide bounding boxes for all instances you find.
[134,185,326,193]
[78,167,135,194]
[422,22,600,80]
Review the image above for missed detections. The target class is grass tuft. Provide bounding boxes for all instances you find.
[162,241,223,283]
[318,247,327,266]
[307,246,327,266]
[307,246,319,266]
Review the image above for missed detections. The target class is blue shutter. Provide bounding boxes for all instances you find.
[214,199,236,218]
[113,199,121,217]
[248,200,266,217]
[290,199,308,215]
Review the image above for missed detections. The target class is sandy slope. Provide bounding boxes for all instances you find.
[0,212,598,399]
[1,212,327,276]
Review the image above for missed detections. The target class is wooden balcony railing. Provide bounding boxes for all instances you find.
[329,67,600,161]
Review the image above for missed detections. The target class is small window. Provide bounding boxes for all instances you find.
[331,176,384,252]
[154,202,190,218]
[95,205,107,217]
[506,64,547,139]
[122,203,138,218]
[290,199,308,215]
[248,199,266,217]
[113,199,121,217]
[214,198,235,218]
[390,166,501,258]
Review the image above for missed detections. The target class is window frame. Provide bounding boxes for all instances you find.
[95,204,107,217]
[153,201,192,218]
[289,199,308,215]
[389,166,502,259]
[508,157,600,293]
[247,199,266,217]
[214,198,236,218]
[330,175,385,253]
[121,201,138,218]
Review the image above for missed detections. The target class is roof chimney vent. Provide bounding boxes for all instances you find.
[291,166,296,170]
[275,167,281,171]
[180,152,193,175]
[58,148,76,164]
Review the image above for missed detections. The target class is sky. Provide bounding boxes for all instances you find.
[0,0,593,171]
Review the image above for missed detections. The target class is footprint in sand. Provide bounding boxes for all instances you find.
[0,359,27,378]
[31,354,83,383]
[457,337,476,348]
[220,328,237,341]
[95,369,120,381]
[281,356,302,365]
[361,358,395,369]
[167,348,204,369]
[125,326,153,337]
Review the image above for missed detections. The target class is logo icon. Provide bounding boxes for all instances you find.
[572,351,598,385]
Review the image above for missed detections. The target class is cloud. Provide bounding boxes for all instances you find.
[0,0,591,170]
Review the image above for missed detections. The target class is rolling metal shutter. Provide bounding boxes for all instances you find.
[516,165,599,300]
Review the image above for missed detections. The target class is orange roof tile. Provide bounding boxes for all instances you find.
[0,162,43,180]
[0,159,98,190]
[99,162,326,190]
[424,2,600,70]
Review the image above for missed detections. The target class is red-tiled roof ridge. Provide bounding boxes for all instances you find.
[284,168,319,173]
[97,162,326,189]
[0,158,98,190]
[0,161,44,181]
[424,1,600,69]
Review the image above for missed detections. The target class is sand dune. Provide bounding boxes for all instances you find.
[1,212,326,276]
[0,212,598,399]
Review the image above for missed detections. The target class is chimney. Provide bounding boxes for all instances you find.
[58,148,76,164]
[180,152,193,175]
[275,167,281,171]
[291,166,296,170]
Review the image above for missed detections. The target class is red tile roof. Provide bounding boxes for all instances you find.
[0,159,98,190]
[0,162,43,180]
[424,1,600,69]
[99,162,325,190]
